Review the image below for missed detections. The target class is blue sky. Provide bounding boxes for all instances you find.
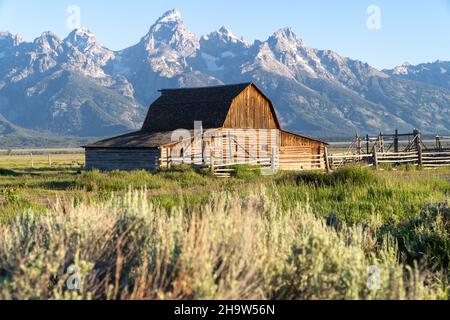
[0,0,449,69]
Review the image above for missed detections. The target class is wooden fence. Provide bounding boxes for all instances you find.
[327,147,450,171]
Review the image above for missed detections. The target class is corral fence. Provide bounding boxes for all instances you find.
[326,129,450,171]
[326,148,450,171]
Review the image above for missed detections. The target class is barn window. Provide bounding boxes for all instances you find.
[261,144,269,152]
[180,148,184,157]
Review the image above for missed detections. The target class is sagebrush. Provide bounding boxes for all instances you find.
[0,188,447,300]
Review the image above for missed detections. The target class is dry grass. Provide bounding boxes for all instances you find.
[0,188,447,300]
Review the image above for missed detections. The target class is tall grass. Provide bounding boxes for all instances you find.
[0,189,447,300]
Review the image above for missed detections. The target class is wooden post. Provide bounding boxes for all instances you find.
[181,144,185,164]
[366,134,370,155]
[418,144,423,166]
[227,131,233,164]
[324,147,331,173]
[271,147,276,173]
[201,136,206,165]
[210,148,215,174]
[356,134,362,159]
[30,152,34,168]
[379,133,385,153]
[413,129,420,151]
[436,136,442,151]
[394,129,399,153]
[372,147,379,171]
[167,148,172,169]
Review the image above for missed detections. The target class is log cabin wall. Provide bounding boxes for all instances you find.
[279,131,325,171]
[223,85,279,129]
[86,148,160,172]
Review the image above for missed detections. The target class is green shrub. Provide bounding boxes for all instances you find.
[0,189,46,224]
[382,201,450,271]
[276,166,376,188]
[74,170,165,192]
[2,188,20,204]
[231,164,261,180]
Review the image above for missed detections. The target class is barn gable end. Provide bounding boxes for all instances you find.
[223,84,280,130]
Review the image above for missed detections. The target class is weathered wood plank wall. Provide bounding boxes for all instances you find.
[86,149,160,171]
[279,131,325,170]
[223,86,278,129]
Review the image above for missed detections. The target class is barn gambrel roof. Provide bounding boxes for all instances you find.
[141,82,280,132]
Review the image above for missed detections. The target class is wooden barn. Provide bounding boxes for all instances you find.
[84,83,328,175]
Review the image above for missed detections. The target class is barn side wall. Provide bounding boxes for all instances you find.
[279,131,326,171]
[85,148,160,172]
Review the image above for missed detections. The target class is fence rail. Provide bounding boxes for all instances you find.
[327,147,450,171]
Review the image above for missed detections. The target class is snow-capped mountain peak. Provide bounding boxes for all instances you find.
[143,8,199,54]
[391,62,412,75]
[205,26,250,47]
[61,28,114,78]
[272,27,302,43]
[64,28,101,51]
[269,27,305,49]
[157,9,182,24]
[33,32,63,54]
[216,26,238,41]
[0,31,23,45]
[148,9,186,36]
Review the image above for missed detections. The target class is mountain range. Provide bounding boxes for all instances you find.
[1,9,450,146]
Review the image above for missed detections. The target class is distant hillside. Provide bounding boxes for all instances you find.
[0,114,98,147]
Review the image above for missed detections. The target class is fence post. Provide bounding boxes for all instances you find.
[394,129,399,153]
[210,149,215,174]
[413,129,421,151]
[418,144,423,167]
[372,147,379,171]
[30,152,34,168]
[366,134,370,155]
[324,147,331,173]
[227,131,234,164]
[167,148,172,170]
[435,136,442,151]
[271,147,276,173]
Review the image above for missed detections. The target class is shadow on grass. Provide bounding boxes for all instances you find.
[0,168,21,177]
[33,180,77,191]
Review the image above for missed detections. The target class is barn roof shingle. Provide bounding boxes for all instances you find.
[84,131,187,149]
[141,83,252,132]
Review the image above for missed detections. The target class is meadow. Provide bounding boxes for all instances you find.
[0,153,449,300]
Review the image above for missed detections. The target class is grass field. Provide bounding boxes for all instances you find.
[0,152,449,299]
